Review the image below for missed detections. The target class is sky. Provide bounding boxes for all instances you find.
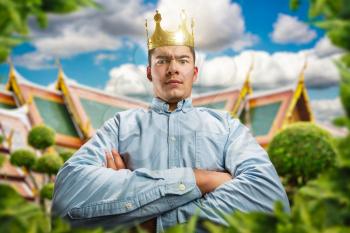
[0,0,345,125]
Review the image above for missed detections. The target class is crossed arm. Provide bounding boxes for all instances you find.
[52,117,231,230]
[52,117,289,231]
[104,149,232,232]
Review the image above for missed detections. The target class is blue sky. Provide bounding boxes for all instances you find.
[0,0,344,123]
[0,0,328,86]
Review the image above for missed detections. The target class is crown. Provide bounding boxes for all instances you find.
[145,10,194,50]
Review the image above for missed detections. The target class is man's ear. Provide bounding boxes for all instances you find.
[193,66,199,82]
[147,66,152,82]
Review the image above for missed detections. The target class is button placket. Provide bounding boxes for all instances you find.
[168,113,177,168]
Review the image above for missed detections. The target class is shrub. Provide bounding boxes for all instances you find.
[10,149,37,170]
[40,183,54,200]
[59,150,75,162]
[0,184,49,233]
[268,122,337,188]
[0,134,4,144]
[28,125,55,150]
[34,153,63,176]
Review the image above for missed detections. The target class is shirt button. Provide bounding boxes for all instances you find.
[125,203,133,209]
[178,183,186,191]
[170,137,176,141]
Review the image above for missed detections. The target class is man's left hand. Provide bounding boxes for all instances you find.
[105,149,156,232]
[105,149,126,170]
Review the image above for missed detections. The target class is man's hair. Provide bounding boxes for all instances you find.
[148,47,196,66]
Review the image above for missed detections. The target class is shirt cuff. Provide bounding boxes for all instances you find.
[158,167,202,208]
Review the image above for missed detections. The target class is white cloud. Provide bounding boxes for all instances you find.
[13,52,55,70]
[104,36,343,95]
[16,0,150,69]
[105,64,152,95]
[16,0,259,69]
[313,36,344,58]
[154,0,258,51]
[311,97,345,124]
[33,27,121,57]
[196,37,342,88]
[271,14,317,44]
[94,53,118,65]
[232,33,260,51]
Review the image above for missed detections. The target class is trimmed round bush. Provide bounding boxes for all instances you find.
[34,153,63,176]
[268,122,337,187]
[0,153,5,168]
[28,125,55,150]
[59,150,74,162]
[10,149,37,170]
[40,182,54,200]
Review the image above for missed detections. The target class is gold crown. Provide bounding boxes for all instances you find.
[145,10,194,50]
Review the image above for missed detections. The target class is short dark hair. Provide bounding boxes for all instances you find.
[148,47,196,66]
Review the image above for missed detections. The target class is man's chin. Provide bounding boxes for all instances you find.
[165,95,186,103]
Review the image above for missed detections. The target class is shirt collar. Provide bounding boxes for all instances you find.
[151,97,193,113]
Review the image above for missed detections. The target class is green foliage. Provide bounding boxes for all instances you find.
[40,182,54,200]
[41,0,101,14]
[336,135,350,167]
[332,116,350,128]
[10,149,37,170]
[0,0,99,63]
[0,184,50,233]
[34,153,63,175]
[0,153,5,168]
[28,125,56,150]
[289,0,300,11]
[268,123,336,188]
[0,134,4,144]
[336,61,350,118]
[59,149,75,162]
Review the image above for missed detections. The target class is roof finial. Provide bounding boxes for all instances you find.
[246,53,255,86]
[55,58,65,80]
[7,56,15,76]
[298,54,308,84]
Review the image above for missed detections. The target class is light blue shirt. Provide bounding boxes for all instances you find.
[52,97,290,232]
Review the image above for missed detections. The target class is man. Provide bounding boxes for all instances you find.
[52,10,290,233]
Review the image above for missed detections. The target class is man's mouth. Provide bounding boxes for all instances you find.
[166,79,183,85]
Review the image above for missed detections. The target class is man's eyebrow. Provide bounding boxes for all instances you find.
[155,55,191,59]
[175,55,190,59]
[155,55,170,59]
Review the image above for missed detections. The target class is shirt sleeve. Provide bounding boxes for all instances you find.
[160,116,290,229]
[51,116,201,229]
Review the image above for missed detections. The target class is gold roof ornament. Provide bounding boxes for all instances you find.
[146,10,194,50]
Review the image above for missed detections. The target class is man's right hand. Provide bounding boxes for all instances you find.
[193,169,233,195]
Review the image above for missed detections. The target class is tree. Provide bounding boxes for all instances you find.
[268,122,337,199]
[28,125,56,151]
[0,0,99,63]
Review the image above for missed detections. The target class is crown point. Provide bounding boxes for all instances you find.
[154,10,162,22]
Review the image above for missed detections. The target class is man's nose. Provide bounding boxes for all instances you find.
[167,59,179,76]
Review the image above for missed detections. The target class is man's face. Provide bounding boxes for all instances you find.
[147,46,198,103]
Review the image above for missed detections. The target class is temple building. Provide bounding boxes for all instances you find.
[0,63,313,200]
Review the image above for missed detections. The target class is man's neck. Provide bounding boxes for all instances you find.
[168,102,177,112]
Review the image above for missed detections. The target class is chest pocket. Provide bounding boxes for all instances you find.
[195,131,228,170]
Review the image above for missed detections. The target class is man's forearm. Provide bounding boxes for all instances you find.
[53,162,201,228]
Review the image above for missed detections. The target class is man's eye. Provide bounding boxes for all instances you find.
[178,59,189,64]
[157,59,169,64]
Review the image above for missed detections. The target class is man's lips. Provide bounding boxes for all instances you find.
[166,79,183,84]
